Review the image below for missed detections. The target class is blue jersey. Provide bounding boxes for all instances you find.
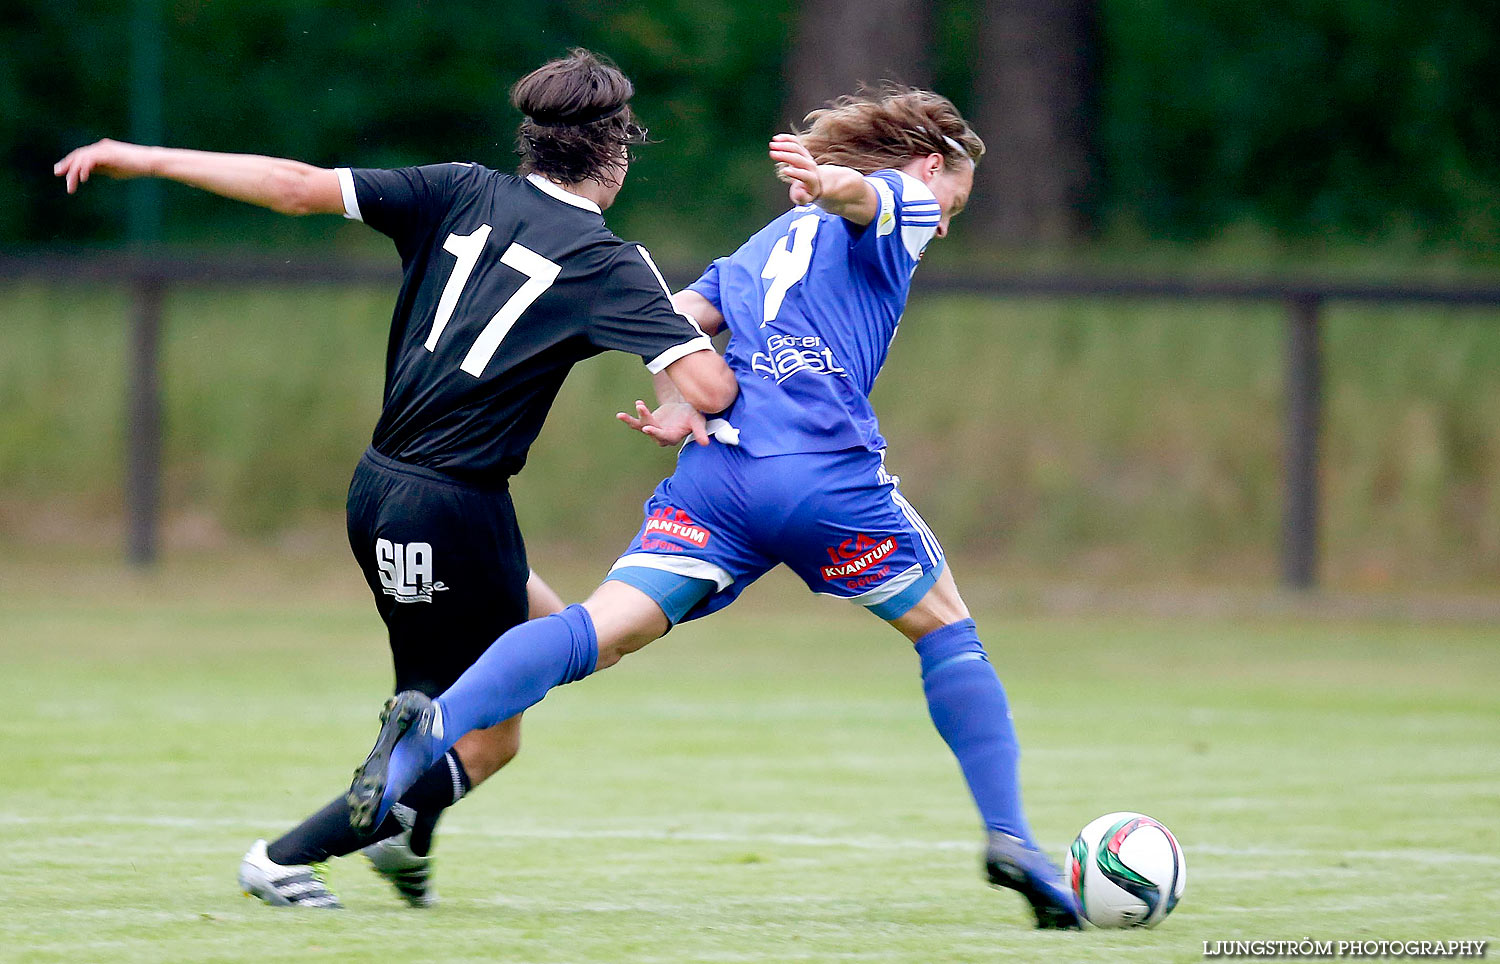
[688,169,942,457]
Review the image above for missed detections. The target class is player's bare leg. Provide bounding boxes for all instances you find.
[356,572,562,905]
[354,715,523,906]
[888,567,1082,929]
[453,716,522,781]
[350,581,670,833]
[581,579,671,669]
[254,573,564,907]
[526,569,568,620]
[888,566,972,643]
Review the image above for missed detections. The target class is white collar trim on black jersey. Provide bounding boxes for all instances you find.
[525,173,603,215]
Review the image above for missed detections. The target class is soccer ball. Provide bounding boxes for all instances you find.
[1065,811,1186,928]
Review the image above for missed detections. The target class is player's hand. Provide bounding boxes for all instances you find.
[53,139,155,194]
[770,134,822,206]
[616,400,710,447]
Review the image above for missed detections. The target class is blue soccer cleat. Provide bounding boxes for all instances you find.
[347,691,437,834]
[984,832,1084,930]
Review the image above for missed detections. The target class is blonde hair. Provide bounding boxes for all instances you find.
[798,86,984,175]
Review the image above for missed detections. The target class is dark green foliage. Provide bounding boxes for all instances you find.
[1100,0,1500,247]
[8,0,794,253]
[6,0,1499,250]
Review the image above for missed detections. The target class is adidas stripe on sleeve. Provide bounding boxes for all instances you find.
[851,169,941,287]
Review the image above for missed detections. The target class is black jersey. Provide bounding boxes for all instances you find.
[335,163,713,484]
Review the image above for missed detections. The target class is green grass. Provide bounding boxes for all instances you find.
[1,559,1496,962]
[3,281,1500,586]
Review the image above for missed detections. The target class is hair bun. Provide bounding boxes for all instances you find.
[526,102,628,128]
[512,48,633,128]
[510,48,648,186]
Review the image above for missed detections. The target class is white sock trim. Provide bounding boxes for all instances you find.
[444,751,466,805]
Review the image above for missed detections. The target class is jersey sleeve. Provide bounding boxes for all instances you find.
[336,163,474,253]
[591,244,715,373]
[685,258,726,310]
[849,169,941,289]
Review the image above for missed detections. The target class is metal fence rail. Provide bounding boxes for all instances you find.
[6,252,1500,588]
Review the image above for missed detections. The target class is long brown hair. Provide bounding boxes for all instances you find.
[511,48,648,186]
[798,86,983,175]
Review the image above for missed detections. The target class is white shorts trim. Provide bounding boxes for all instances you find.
[878,462,942,566]
[812,562,925,606]
[891,488,941,566]
[609,553,734,592]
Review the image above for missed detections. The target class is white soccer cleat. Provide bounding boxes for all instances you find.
[362,824,437,908]
[238,839,342,908]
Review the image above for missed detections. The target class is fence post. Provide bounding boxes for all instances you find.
[126,273,164,566]
[1281,294,1323,589]
[126,0,164,566]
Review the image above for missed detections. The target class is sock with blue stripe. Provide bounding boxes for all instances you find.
[914,618,1036,846]
[380,604,598,814]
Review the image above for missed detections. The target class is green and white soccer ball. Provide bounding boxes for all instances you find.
[1065,811,1186,928]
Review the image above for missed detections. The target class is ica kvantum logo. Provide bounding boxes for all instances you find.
[642,507,712,550]
[821,533,898,581]
[375,538,450,604]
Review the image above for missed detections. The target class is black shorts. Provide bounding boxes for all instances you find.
[346,447,529,697]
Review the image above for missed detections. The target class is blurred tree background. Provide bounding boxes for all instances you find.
[6,0,1499,257]
[5,0,1500,586]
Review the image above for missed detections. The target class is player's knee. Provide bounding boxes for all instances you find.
[584,582,671,670]
[889,569,971,642]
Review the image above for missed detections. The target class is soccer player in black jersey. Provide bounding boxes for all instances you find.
[55,49,736,908]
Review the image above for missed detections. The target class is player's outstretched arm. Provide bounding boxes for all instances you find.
[53,139,345,216]
[769,133,878,225]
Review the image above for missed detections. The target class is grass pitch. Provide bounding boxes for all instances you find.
[0,559,1496,963]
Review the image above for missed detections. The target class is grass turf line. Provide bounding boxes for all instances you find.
[0,564,1495,962]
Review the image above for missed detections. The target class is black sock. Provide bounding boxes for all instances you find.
[409,808,442,857]
[408,751,471,856]
[265,751,471,866]
[266,795,399,865]
[401,749,472,813]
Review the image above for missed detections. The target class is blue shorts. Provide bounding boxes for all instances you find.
[606,441,945,624]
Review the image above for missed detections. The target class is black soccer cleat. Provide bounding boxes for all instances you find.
[347,690,432,835]
[984,832,1085,930]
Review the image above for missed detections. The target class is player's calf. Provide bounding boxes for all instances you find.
[452,716,522,783]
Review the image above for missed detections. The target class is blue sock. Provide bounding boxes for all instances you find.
[381,604,598,815]
[914,619,1036,845]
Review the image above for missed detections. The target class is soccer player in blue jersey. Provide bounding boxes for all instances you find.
[347,87,1082,929]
